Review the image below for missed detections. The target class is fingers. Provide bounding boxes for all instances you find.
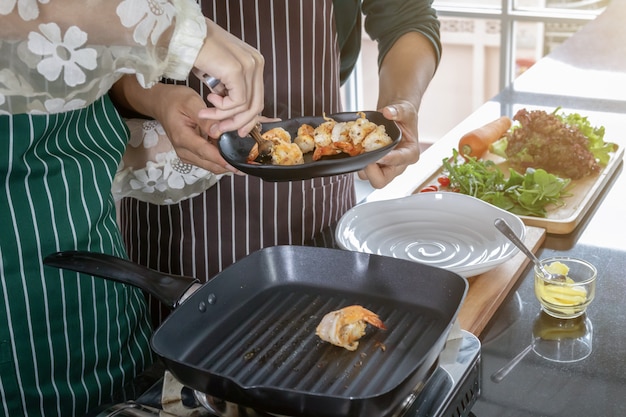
[174,139,240,175]
[382,100,417,129]
[358,100,421,188]
[376,101,420,164]
[258,116,281,124]
[381,104,399,121]
[194,19,264,135]
[204,107,261,138]
[359,156,411,189]
[166,121,241,175]
[154,85,242,175]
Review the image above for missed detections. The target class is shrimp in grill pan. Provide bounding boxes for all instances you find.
[316,305,386,351]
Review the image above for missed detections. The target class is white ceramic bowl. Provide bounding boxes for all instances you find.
[335,192,525,278]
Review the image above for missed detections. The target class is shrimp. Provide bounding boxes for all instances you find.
[271,141,304,165]
[312,117,357,160]
[362,124,392,152]
[264,127,304,165]
[247,114,392,164]
[312,115,342,160]
[315,305,386,351]
[247,127,292,163]
[331,121,352,143]
[334,141,364,157]
[313,114,336,147]
[312,145,340,161]
[294,124,315,153]
[312,123,363,160]
[349,112,377,146]
[247,143,261,163]
[262,127,291,144]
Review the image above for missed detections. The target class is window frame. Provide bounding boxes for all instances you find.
[342,0,602,111]
[435,0,600,90]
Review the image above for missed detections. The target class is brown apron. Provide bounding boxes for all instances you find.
[119,0,356,325]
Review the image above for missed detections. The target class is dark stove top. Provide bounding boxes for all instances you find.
[92,330,480,417]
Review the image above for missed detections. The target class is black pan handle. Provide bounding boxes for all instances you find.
[44,251,199,309]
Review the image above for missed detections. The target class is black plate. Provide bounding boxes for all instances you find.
[218,111,401,181]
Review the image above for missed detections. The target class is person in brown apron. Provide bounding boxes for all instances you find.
[116,0,442,325]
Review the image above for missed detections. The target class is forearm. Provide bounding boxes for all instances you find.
[377,31,438,112]
[109,75,166,119]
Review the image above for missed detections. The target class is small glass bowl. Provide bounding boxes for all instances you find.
[534,256,597,319]
[532,312,593,363]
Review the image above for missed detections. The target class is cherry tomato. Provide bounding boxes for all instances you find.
[420,185,439,192]
[437,176,451,187]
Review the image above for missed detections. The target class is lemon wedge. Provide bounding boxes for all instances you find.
[536,261,588,310]
[537,281,587,306]
[544,261,570,277]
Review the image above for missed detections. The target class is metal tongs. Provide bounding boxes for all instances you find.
[192,69,273,161]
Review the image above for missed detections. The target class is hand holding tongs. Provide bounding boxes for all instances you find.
[192,69,273,160]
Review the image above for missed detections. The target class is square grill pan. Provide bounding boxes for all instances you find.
[151,246,468,417]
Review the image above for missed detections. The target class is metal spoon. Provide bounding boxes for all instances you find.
[192,69,273,160]
[494,218,566,282]
[490,343,533,383]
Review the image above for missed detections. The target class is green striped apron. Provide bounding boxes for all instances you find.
[0,96,153,417]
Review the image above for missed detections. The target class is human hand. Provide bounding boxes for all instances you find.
[153,84,241,175]
[193,18,264,138]
[358,100,421,188]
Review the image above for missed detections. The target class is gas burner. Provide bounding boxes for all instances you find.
[94,331,480,417]
[192,361,439,417]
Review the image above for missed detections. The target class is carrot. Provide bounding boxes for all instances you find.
[458,115,512,158]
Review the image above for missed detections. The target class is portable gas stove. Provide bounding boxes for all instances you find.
[94,330,480,417]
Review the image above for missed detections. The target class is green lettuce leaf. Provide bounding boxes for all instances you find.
[555,109,617,165]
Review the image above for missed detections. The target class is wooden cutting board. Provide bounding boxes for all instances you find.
[457,225,546,336]
[412,146,623,234]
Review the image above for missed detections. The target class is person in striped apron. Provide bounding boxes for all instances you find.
[115,0,442,326]
[0,1,264,416]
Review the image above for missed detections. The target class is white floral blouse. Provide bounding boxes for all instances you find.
[1,0,220,204]
[0,0,206,115]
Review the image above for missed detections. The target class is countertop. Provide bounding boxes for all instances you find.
[365,1,626,416]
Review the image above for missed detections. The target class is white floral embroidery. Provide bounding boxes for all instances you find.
[129,162,168,193]
[44,97,87,113]
[142,120,166,148]
[0,67,35,94]
[28,23,98,87]
[2,0,206,115]
[0,0,48,21]
[129,151,212,194]
[157,151,205,189]
[117,0,177,45]
[167,168,204,189]
[113,119,223,205]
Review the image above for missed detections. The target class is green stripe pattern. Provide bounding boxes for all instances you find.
[0,96,153,417]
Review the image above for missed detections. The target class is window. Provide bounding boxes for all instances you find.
[344,0,608,145]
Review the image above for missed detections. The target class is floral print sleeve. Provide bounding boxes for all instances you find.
[112,118,226,205]
[0,0,206,114]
